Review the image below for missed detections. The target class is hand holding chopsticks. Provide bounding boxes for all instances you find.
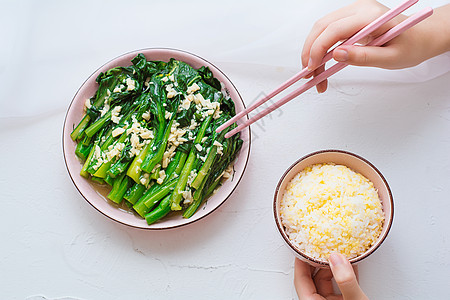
[217,0,433,138]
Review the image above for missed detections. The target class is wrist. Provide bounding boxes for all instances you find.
[422,5,450,58]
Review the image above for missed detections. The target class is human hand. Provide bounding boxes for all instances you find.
[301,0,450,93]
[294,253,368,300]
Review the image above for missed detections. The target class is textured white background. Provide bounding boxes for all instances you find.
[1,0,449,299]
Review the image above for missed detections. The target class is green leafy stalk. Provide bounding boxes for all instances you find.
[183,151,221,219]
[170,115,213,211]
[127,143,152,184]
[92,132,128,178]
[107,160,131,178]
[145,195,172,225]
[150,166,161,180]
[184,132,242,218]
[133,178,177,217]
[134,150,188,216]
[91,176,105,185]
[184,172,223,218]
[140,118,174,174]
[80,130,104,178]
[191,145,217,189]
[75,141,92,161]
[144,179,177,208]
[108,173,131,204]
[85,110,112,137]
[124,183,147,205]
[71,114,91,141]
[104,174,114,186]
[165,151,187,181]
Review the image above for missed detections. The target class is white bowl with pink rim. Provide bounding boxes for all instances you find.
[63,48,251,230]
[273,150,393,268]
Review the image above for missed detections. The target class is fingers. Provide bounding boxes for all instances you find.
[329,253,368,300]
[353,265,359,281]
[307,15,370,70]
[313,65,327,93]
[301,5,356,68]
[302,9,389,93]
[294,258,319,299]
[313,268,334,297]
[301,0,403,73]
[332,44,401,69]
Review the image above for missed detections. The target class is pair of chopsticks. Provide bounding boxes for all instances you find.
[217,0,433,138]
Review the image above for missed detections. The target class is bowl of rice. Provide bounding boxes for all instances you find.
[273,150,393,268]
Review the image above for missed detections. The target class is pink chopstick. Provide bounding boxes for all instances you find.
[224,7,433,138]
[217,0,419,134]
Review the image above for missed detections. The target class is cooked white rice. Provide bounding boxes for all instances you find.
[280,163,384,261]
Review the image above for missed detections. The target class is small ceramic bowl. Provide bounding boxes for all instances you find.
[63,48,251,230]
[273,150,393,268]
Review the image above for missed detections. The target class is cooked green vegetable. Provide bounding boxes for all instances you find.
[72,54,242,224]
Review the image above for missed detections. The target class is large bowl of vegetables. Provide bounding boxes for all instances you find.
[63,48,250,229]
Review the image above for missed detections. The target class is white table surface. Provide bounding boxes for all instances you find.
[1,0,449,299]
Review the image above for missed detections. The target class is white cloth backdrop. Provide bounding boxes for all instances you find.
[1,0,449,299]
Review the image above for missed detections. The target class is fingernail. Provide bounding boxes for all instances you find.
[307,58,314,71]
[334,49,348,62]
[329,253,345,267]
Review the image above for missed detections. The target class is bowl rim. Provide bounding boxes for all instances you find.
[62,47,251,230]
[273,149,394,266]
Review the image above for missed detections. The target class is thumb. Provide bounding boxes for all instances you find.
[329,253,368,300]
[333,44,397,69]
